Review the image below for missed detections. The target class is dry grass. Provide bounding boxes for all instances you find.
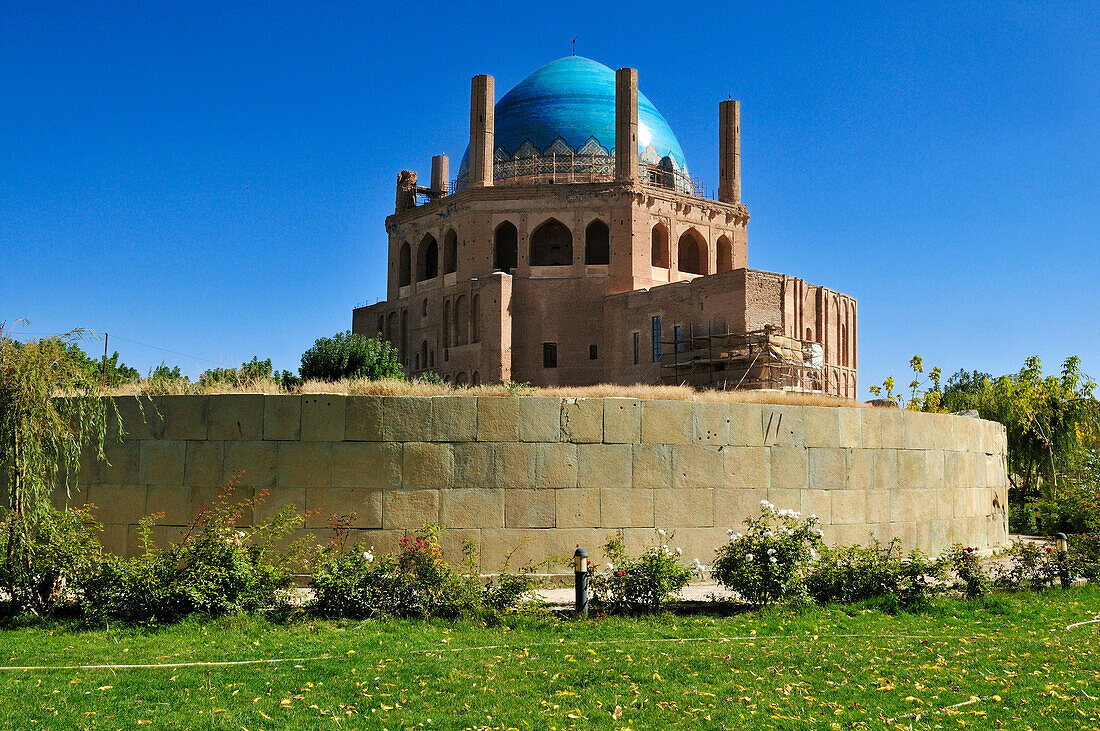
[105,377,864,406]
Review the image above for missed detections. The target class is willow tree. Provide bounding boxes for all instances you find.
[0,325,118,612]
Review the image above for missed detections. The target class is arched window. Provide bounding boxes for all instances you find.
[420,340,428,371]
[454,295,469,346]
[584,219,610,265]
[455,372,469,386]
[443,299,452,348]
[398,243,411,287]
[400,309,409,365]
[529,218,573,266]
[416,234,438,281]
[376,315,384,336]
[443,229,458,275]
[386,312,397,344]
[717,235,733,272]
[471,371,480,386]
[805,327,813,342]
[494,221,518,272]
[651,224,669,267]
[471,294,480,343]
[429,350,435,368]
[841,323,849,367]
[677,230,707,275]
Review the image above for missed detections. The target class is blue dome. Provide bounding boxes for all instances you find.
[456,56,688,185]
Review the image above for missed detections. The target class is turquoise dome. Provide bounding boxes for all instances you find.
[456,56,688,187]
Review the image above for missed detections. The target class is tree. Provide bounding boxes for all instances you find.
[63,342,140,387]
[299,332,404,382]
[0,325,118,613]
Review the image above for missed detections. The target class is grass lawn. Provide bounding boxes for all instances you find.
[1,587,1098,730]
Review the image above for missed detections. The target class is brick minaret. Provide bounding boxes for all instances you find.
[469,75,494,188]
[718,99,741,204]
[615,68,638,182]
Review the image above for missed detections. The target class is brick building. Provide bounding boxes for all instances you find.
[352,57,857,396]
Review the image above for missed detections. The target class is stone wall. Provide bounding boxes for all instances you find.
[62,395,1009,570]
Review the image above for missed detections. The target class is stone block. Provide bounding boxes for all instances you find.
[113,396,162,441]
[837,408,863,449]
[830,490,866,525]
[879,410,905,449]
[51,481,91,512]
[809,448,845,490]
[345,396,383,441]
[402,442,454,488]
[760,406,803,447]
[208,394,264,441]
[903,412,935,450]
[505,489,556,528]
[98,524,139,558]
[190,484,255,525]
[476,397,521,441]
[729,403,765,447]
[145,484,190,524]
[263,395,301,441]
[254,487,306,523]
[453,442,498,487]
[897,450,929,490]
[801,489,831,524]
[222,441,276,487]
[556,488,602,528]
[383,397,432,442]
[578,443,632,488]
[184,440,223,487]
[603,397,641,443]
[803,407,841,448]
[693,401,731,445]
[826,523,878,548]
[715,488,767,531]
[436,527,480,566]
[866,490,890,524]
[383,489,440,529]
[640,400,692,445]
[301,394,346,441]
[655,488,713,528]
[767,488,801,514]
[441,488,504,528]
[518,397,562,442]
[874,449,898,490]
[859,409,882,449]
[100,443,140,484]
[770,447,807,491]
[332,442,402,489]
[671,445,724,489]
[600,487,653,528]
[933,488,952,521]
[430,396,478,442]
[157,395,208,441]
[306,487,382,529]
[723,447,770,490]
[498,442,536,488]
[561,398,603,443]
[276,442,333,488]
[138,441,185,485]
[535,442,578,488]
[932,413,954,451]
[477,528,565,574]
[632,444,672,489]
[845,449,874,491]
[88,484,147,525]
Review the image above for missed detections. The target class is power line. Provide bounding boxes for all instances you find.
[8,330,228,367]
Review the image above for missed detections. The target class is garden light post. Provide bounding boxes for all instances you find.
[1055,533,1071,589]
[574,546,589,615]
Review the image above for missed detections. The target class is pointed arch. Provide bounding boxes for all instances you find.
[443,299,452,348]
[493,221,518,272]
[716,235,734,273]
[584,219,610,265]
[677,229,707,275]
[651,223,669,267]
[529,218,573,266]
[471,294,480,343]
[398,242,411,287]
[416,234,438,281]
[443,229,458,275]
[454,295,469,346]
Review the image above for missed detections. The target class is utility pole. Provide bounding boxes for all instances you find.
[101,333,108,390]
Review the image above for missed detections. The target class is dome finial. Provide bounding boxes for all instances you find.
[572,37,576,56]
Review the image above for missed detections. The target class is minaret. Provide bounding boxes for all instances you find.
[469,75,495,188]
[718,99,741,204]
[615,68,638,182]
[430,154,449,193]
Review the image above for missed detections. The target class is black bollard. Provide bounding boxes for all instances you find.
[573,546,589,615]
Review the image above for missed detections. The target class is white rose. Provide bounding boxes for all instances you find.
[745,553,754,562]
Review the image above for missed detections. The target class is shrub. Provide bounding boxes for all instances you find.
[991,541,1063,591]
[299,332,404,382]
[894,550,945,609]
[945,544,989,599]
[806,539,905,605]
[589,529,693,613]
[83,481,309,625]
[1069,533,1100,580]
[712,502,823,607]
[310,524,532,620]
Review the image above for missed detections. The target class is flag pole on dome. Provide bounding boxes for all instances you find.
[572,38,576,56]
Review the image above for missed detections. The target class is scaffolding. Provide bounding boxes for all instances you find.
[659,324,829,392]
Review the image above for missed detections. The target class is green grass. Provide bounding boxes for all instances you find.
[1,588,1099,730]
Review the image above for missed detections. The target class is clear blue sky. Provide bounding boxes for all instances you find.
[3,1,1098,392]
